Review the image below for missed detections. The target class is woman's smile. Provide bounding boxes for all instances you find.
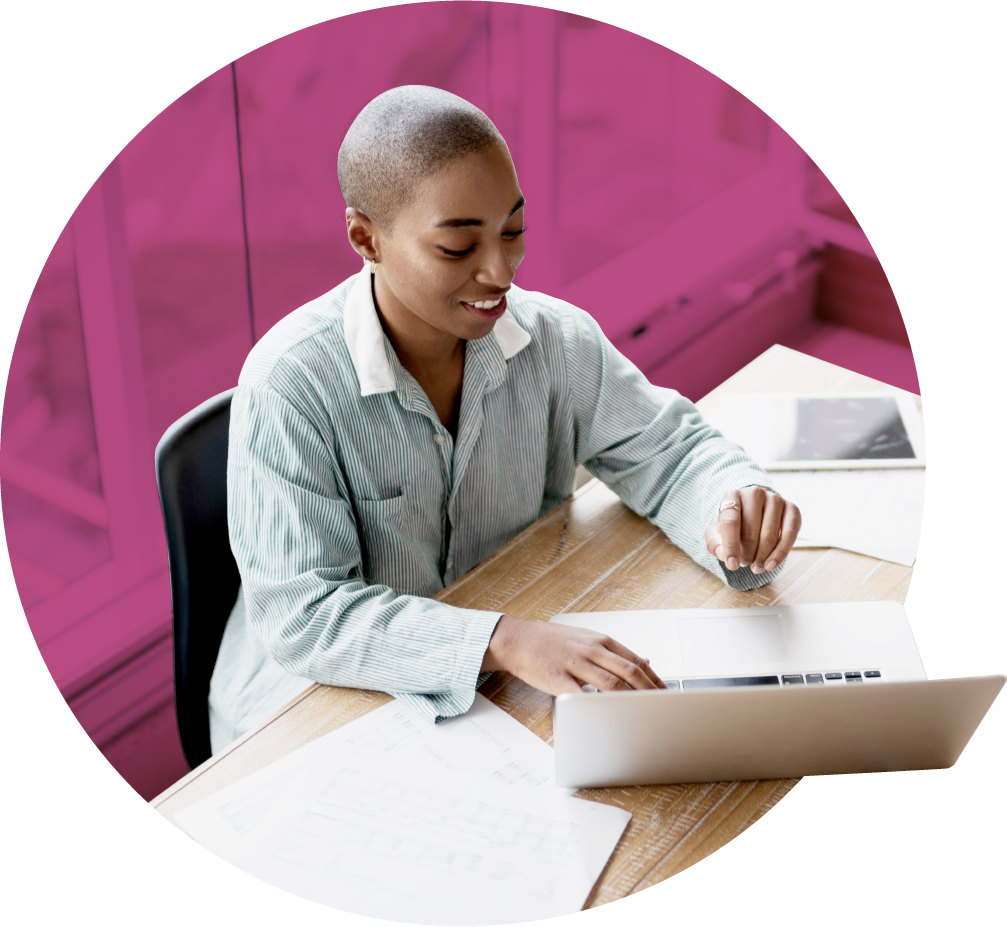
[460,293,508,322]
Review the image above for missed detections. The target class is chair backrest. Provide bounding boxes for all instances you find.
[155,388,239,769]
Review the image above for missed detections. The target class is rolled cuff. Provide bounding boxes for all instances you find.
[717,557,787,590]
[390,609,503,723]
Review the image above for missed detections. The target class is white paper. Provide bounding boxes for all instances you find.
[175,694,569,859]
[771,468,925,566]
[337,692,561,791]
[233,747,631,925]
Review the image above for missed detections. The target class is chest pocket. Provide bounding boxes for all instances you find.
[354,485,439,595]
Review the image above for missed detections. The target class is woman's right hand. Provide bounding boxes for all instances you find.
[480,614,667,695]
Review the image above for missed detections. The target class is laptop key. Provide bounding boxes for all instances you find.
[682,676,780,689]
[845,671,863,682]
[806,674,824,684]
[661,680,682,690]
[865,670,881,678]
[824,673,843,680]
[781,675,804,685]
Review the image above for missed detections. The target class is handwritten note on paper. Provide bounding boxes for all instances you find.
[771,468,925,566]
[174,694,569,860]
[233,748,631,925]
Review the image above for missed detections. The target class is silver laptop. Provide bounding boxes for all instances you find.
[549,602,1004,788]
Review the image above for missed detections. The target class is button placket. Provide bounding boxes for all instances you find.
[428,423,453,579]
[392,357,456,578]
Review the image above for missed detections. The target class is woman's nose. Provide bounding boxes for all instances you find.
[475,242,518,288]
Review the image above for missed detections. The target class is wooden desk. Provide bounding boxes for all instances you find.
[153,345,916,906]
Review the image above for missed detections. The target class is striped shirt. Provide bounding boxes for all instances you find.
[208,265,780,752]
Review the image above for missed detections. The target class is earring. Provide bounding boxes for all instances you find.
[369,258,378,274]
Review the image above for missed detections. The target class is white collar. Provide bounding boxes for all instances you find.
[343,265,531,397]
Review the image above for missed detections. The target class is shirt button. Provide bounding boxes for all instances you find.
[433,434,445,445]
[446,557,454,570]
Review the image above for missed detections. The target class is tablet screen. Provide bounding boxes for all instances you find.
[784,397,915,462]
[717,392,924,469]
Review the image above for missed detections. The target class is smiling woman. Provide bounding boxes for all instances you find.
[208,85,801,753]
[334,89,528,432]
[349,165,522,431]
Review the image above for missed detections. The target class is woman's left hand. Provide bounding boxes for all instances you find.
[705,486,802,575]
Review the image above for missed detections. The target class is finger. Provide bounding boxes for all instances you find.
[642,659,666,688]
[576,646,661,691]
[603,655,665,689]
[600,638,667,688]
[705,522,722,558]
[738,487,766,565]
[764,501,802,572]
[751,491,785,573]
[629,656,667,688]
[717,490,743,570]
[577,657,663,692]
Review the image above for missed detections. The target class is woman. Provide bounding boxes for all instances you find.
[209,85,801,752]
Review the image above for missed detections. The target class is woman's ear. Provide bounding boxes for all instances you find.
[346,207,380,262]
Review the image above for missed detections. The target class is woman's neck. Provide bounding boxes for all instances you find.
[372,275,465,434]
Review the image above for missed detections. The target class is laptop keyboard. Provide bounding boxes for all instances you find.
[661,670,882,689]
[579,671,884,693]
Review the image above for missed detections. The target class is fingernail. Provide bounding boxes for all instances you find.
[751,565,763,574]
[728,557,739,570]
[740,561,751,568]
[766,559,777,571]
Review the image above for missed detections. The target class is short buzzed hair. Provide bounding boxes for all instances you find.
[338,86,506,230]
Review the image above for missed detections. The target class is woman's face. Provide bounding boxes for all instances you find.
[350,143,527,346]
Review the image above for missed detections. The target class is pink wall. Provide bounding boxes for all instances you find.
[5,3,785,620]
[1,3,916,768]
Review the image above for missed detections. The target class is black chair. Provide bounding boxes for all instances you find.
[155,388,239,769]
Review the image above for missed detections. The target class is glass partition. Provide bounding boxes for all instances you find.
[1,226,111,608]
[556,14,770,283]
[118,65,252,446]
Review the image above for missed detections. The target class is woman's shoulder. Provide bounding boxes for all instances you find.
[504,285,599,338]
[504,285,606,359]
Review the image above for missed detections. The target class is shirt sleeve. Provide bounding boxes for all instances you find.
[559,305,785,591]
[227,379,502,723]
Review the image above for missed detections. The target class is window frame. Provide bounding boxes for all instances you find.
[27,162,170,708]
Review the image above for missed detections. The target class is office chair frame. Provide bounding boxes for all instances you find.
[155,388,239,769]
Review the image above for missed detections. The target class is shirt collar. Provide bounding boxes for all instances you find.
[343,264,531,398]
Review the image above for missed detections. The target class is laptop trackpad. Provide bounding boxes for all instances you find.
[678,614,787,673]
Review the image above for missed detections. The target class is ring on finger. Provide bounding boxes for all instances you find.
[719,500,741,513]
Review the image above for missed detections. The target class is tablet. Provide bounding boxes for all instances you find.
[719,392,925,469]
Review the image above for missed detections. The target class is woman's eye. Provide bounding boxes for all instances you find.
[438,227,526,257]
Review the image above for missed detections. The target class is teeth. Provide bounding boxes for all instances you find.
[470,298,502,310]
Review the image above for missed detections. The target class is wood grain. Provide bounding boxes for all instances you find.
[152,344,916,908]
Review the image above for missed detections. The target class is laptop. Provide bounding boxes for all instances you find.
[549,602,1004,788]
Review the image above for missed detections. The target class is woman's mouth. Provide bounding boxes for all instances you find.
[461,294,507,321]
